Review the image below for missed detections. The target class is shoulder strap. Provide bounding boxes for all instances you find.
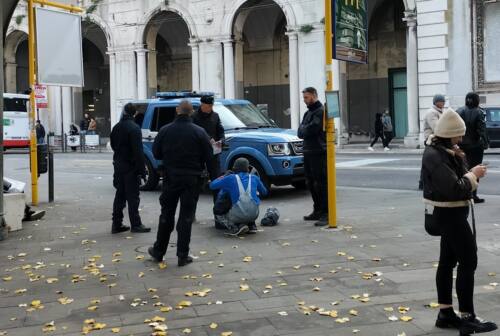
[246,174,252,192]
[235,175,245,195]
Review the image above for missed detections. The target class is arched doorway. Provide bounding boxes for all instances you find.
[346,0,407,139]
[79,21,110,137]
[144,11,192,96]
[232,0,290,128]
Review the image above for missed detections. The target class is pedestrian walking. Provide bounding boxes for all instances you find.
[192,95,225,226]
[298,87,328,227]
[420,94,447,189]
[110,103,151,234]
[423,94,446,141]
[368,113,385,151]
[148,100,215,267]
[88,117,97,135]
[35,120,45,144]
[458,92,489,204]
[80,113,91,134]
[209,158,268,236]
[382,109,393,150]
[421,109,497,335]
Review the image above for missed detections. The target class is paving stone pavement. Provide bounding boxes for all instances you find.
[1,153,499,336]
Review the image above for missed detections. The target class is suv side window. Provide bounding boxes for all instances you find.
[150,106,177,131]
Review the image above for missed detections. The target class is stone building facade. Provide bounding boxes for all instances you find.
[3,0,500,147]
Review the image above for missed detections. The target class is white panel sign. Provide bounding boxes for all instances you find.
[35,8,84,87]
[84,135,99,146]
[66,135,80,147]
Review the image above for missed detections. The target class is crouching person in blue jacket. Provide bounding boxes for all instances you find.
[209,158,268,236]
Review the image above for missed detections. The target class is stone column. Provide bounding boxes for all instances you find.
[108,51,118,127]
[136,49,148,100]
[147,50,158,97]
[287,31,300,130]
[4,62,17,93]
[222,39,235,99]
[404,11,420,148]
[189,40,200,92]
[61,86,72,135]
[234,38,245,99]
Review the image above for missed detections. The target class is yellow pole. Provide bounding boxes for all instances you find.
[33,0,84,13]
[325,0,338,228]
[28,0,38,206]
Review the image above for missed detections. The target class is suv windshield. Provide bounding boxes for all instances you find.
[214,103,277,130]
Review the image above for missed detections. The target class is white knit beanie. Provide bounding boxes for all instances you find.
[434,108,466,138]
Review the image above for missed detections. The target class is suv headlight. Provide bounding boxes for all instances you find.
[267,143,291,156]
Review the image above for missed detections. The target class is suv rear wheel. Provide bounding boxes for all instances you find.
[140,159,159,191]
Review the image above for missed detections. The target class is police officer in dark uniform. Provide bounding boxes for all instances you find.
[298,87,328,227]
[192,95,225,226]
[110,103,151,234]
[148,100,215,266]
[192,95,225,179]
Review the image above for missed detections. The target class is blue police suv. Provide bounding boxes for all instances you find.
[130,92,305,193]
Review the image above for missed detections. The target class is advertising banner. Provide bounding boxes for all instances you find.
[334,0,368,64]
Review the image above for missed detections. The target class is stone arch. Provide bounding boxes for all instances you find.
[230,0,292,128]
[223,0,297,37]
[4,29,27,63]
[136,2,197,46]
[82,14,114,50]
[4,29,28,93]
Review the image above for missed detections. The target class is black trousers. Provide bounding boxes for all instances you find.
[153,175,201,258]
[112,170,142,228]
[304,153,328,214]
[370,133,387,147]
[383,132,393,147]
[435,207,477,314]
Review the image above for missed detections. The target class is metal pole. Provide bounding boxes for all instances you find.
[1,4,6,237]
[325,0,338,228]
[48,139,54,203]
[28,0,39,206]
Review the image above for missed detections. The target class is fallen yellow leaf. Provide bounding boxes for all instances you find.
[111,328,120,333]
[209,322,218,329]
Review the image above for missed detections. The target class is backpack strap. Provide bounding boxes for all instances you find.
[246,174,252,193]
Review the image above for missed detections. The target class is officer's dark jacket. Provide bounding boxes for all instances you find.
[298,101,326,154]
[110,115,145,174]
[192,109,225,142]
[421,142,477,206]
[153,115,215,177]
[457,106,487,148]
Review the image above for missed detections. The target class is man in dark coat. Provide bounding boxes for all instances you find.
[80,113,91,133]
[298,87,328,227]
[458,92,489,203]
[192,95,225,179]
[35,120,46,144]
[110,103,150,234]
[148,100,216,267]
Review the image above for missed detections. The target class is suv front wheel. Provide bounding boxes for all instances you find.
[140,159,159,191]
[247,158,271,197]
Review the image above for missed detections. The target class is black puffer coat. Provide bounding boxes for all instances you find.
[421,142,477,206]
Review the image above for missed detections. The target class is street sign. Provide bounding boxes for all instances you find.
[35,7,84,87]
[325,91,341,119]
[34,84,48,109]
[333,0,368,64]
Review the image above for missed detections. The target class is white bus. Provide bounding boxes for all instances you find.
[3,93,30,149]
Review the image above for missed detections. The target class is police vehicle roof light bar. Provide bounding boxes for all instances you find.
[156,91,215,99]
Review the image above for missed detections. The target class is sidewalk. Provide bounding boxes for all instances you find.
[1,182,499,335]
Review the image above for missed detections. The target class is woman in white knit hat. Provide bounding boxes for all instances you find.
[421,109,496,334]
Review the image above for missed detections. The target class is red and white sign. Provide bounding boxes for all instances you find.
[35,84,48,109]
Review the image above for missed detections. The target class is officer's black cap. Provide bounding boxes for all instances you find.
[200,95,214,105]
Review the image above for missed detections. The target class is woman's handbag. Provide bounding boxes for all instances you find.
[425,205,441,236]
